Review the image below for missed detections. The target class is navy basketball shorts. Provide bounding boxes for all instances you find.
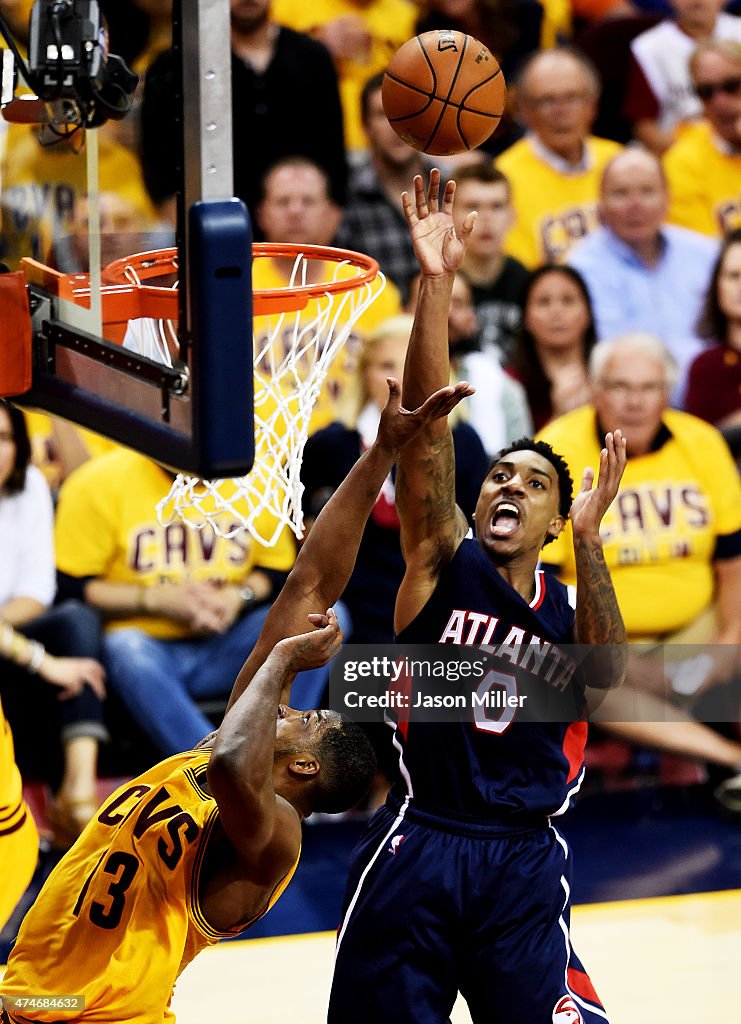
[329,798,607,1024]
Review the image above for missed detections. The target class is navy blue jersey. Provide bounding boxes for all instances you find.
[394,537,587,820]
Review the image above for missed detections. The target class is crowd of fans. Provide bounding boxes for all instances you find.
[1,0,740,850]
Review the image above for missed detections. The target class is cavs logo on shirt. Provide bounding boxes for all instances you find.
[552,995,583,1023]
[388,834,406,855]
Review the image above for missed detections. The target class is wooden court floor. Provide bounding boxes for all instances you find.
[1,890,738,1020]
[169,889,741,1023]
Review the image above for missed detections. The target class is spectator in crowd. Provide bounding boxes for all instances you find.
[447,272,534,452]
[511,265,595,431]
[334,74,439,305]
[665,39,741,237]
[270,0,417,153]
[449,164,529,363]
[0,401,107,847]
[52,447,317,759]
[623,0,741,155]
[415,0,543,155]
[569,148,718,402]
[141,0,347,227]
[496,47,622,267]
[685,228,741,429]
[254,156,402,431]
[407,270,533,453]
[538,334,741,791]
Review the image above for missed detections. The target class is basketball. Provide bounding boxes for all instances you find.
[381,30,506,156]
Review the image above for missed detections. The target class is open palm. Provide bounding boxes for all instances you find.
[402,168,476,277]
[570,430,627,538]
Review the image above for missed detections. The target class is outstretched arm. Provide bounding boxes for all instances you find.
[225,378,473,710]
[208,611,342,883]
[395,171,477,632]
[571,430,629,689]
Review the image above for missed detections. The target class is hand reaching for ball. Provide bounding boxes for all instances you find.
[402,169,477,277]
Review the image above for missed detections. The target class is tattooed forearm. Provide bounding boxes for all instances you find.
[573,535,627,688]
[397,430,466,566]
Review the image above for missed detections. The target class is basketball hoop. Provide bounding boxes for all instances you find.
[101,243,385,545]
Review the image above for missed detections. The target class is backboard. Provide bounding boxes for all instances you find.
[0,0,254,478]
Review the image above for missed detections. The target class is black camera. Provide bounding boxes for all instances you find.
[26,0,137,128]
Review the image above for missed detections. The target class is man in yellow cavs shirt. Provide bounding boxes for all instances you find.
[538,334,741,643]
[496,49,621,268]
[0,379,471,1024]
[254,155,401,433]
[53,447,300,758]
[538,333,741,781]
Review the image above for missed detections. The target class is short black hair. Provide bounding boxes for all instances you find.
[310,718,377,813]
[0,399,31,495]
[490,438,573,542]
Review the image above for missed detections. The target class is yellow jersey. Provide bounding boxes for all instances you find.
[54,449,295,639]
[664,121,741,237]
[0,749,299,1024]
[537,405,741,637]
[0,695,39,930]
[496,136,622,268]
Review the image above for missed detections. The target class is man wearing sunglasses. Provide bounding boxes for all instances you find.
[665,39,741,237]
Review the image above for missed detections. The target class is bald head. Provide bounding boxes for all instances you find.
[517,49,600,162]
[601,149,667,196]
[598,148,668,251]
[518,50,600,103]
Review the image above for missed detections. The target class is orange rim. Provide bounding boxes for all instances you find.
[100,243,381,316]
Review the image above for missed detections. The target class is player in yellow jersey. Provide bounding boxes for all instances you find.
[0,694,38,932]
[0,377,473,1024]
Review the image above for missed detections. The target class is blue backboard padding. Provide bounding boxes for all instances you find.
[189,199,254,477]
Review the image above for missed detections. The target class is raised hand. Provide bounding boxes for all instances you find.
[401,169,476,278]
[377,377,475,453]
[274,608,344,672]
[570,429,627,539]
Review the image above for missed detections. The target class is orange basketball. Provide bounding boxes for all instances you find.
[381,30,506,156]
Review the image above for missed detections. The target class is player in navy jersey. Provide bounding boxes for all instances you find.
[328,171,628,1024]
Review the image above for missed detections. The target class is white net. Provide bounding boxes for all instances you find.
[155,251,385,545]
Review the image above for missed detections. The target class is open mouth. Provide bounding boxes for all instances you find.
[277,705,287,720]
[489,501,521,539]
